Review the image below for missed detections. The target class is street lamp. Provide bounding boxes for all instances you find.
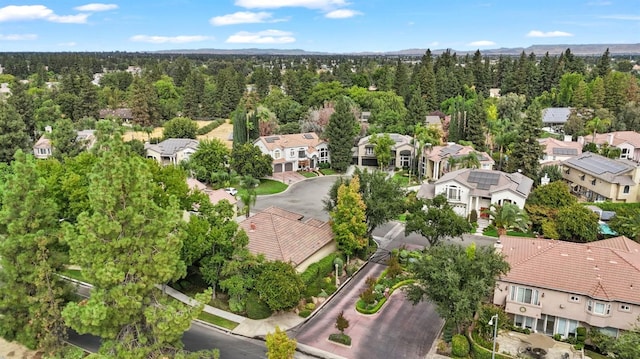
[488,314,499,359]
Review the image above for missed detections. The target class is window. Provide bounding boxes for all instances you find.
[319,148,328,163]
[399,154,411,168]
[298,149,306,158]
[621,148,630,159]
[587,300,611,315]
[274,150,281,159]
[365,146,374,156]
[619,304,631,312]
[446,185,461,201]
[623,185,630,194]
[510,286,540,305]
[569,295,580,303]
[580,174,586,181]
[591,179,596,185]
[289,149,295,157]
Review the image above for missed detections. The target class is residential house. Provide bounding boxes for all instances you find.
[145,138,199,166]
[420,143,494,180]
[253,132,329,173]
[489,88,501,98]
[578,131,640,162]
[99,108,134,122]
[542,107,572,133]
[561,152,640,203]
[32,128,97,160]
[353,133,414,168]
[417,168,533,218]
[425,115,442,129]
[493,235,640,338]
[538,137,582,167]
[186,178,237,215]
[238,207,336,272]
[0,82,11,97]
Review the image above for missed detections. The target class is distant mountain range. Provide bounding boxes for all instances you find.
[157,43,640,56]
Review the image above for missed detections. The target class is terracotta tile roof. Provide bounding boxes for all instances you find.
[254,133,326,152]
[426,143,494,165]
[498,236,640,305]
[186,178,237,205]
[586,131,640,148]
[538,138,582,157]
[239,207,333,267]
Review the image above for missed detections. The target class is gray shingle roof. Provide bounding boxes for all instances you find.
[542,107,571,124]
[146,138,199,156]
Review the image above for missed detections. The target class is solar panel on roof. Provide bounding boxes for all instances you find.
[441,144,462,155]
[553,148,578,156]
[570,155,630,175]
[303,133,314,139]
[467,171,500,190]
[265,136,280,143]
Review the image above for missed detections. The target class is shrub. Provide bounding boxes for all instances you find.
[305,302,316,310]
[333,257,344,276]
[451,334,470,358]
[245,292,272,319]
[553,333,562,341]
[359,285,376,304]
[328,333,351,346]
[576,326,587,344]
[469,209,478,223]
[574,343,584,350]
[298,309,312,318]
[442,321,455,343]
[196,119,225,135]
[385,254,403,279]
[300,253,339,286]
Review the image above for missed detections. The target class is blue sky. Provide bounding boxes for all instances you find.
[0,0,638,52]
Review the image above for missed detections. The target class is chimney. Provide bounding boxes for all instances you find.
[563,135,572,142]
[577,136,585,146]
[607,133,614,146]
[250,222,256,232]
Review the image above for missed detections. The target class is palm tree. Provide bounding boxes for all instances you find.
[585,116,611,143]
[238,175,260,218]
[483,203,531,236]
[210,169,240,188]
[447,153,481,171]
[611,211,640,242]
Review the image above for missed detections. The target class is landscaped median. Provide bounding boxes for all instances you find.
[355,279,415,314]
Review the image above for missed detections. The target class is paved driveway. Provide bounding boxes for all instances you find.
[292,262,443,359]
[253,175,340,222]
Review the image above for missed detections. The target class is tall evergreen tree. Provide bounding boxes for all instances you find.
[509,101,543,178]
[61,123,213,357]
[0,150,71,353]
[465,94,487,151]
[232,107,248,147]
[405,85,428,133]
[130,76,161,127]
[0,102,31,164]
[182,70,205,119]
[326,96,358,172]
[49,118,83,161]
[330,175,367,258]
[595,48,611,79]
[393,58,410,103]
[7,81,36,139]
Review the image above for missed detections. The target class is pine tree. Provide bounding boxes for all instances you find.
[182,70,205,119]
[232,107,248,147]
[326,96,358,172]
[130,76,161,127]
[393,58,410,103]
[0,150,70,353]
[7,81,36,139]
[406,85,428,133]
[0,102,31,163]
[61,122,211,357]
[509,101,543,179]
[465,94,487,151]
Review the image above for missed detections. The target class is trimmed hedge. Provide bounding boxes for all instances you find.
[301,253,339,285]
[196,119,226,135]
[452,334,470,358]
[355,279,415,314]
[468,333,513,359]
[328,333,351,346]
[299,309,312,318]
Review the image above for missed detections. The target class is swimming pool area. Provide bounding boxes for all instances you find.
[598,221,617,236]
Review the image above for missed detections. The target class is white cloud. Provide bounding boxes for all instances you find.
[0,33,37,40]
[226,29,295,44]
[57,41,77,46]
[235,0,347,10]
[325,9,361,19]
[130,35,211,44]
[600,15,640,20]
[74,3,119,12]
[0,5,88,23]
[468,40,496,47]
[210,11,277,26]
[526,30,574,38]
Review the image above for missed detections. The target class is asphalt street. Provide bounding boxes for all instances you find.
[253,175,340,222]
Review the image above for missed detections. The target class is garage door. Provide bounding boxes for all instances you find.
[285,162,294,171]
[274,163,283,173]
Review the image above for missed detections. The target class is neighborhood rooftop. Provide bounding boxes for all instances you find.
[563,152,637,183]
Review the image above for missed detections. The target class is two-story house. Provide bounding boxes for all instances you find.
[494,235,640,338]
[420,143,494,180]
[253,132,329,173]
[416,168,533,218]
[542,107,572,133]
[32,129,97,160]
[145,138,199,166]
[538,137,582,167]
[578,131,640,163]
[561,152,640,203]
[353,133,414,168]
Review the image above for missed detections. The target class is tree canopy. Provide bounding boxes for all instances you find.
[405,193,472,247]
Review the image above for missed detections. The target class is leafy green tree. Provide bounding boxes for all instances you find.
[326,96,359,172]
[406,243,509,334]
[483,203,530,236]
[370,133,395,170]
[335,310,349,334]
[0,150,71,353]
[330,175,368,258]
[7,80,36,138]
[187,138,230,183]
[609,208,640,242]
[154,75,182,121]
[255,261,304,312]
[585,116,611,143]
[61,123,211,357]
[162,117,198,139]
[610,318,640,359]
[526,181,576,208]
[34,99,63,131]
[306,81,346,109]
[238,175,259,218]
[0,101,30,163]
[265,326,297,359]
[183,198,249,299]
[405,193,472,247]
[182,70,205,119]
[555,204,599,242]
[231,142,273,178]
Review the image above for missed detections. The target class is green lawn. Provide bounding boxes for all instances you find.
[397,213,407,222]
[482,227,534,238]
[299,171,317,178]
[585,350,608,359]
[197,311,239,330]
[61,269,86,282]
[320,168,337,175]
[238,179,288,197]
